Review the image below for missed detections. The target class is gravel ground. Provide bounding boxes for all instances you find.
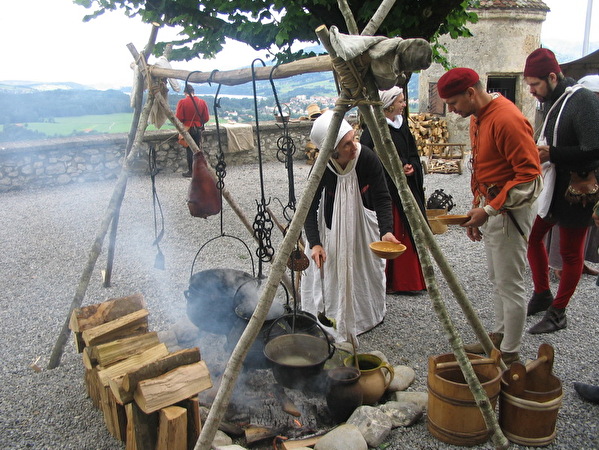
[1,159,598,449]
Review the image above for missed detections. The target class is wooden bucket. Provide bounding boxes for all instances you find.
[499,343,562,447]
[427,351,502,446]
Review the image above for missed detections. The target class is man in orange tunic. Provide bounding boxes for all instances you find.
[437,68,542,365]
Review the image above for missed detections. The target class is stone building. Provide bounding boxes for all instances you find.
[418,0,550,147]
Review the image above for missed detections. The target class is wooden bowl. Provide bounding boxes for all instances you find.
[428,218,448,235]
[369,241,407,259]
[436,214,469,226]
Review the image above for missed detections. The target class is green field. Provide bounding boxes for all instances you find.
[7,113,175,137]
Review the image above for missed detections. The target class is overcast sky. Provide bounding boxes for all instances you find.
[0,0,597,90]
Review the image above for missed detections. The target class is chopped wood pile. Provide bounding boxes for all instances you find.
[409,113,466,174]
[408,113,449,155]
[70,293,211,449]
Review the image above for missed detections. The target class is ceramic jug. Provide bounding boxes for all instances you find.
[344,353,394,405]
[325,366,363,422]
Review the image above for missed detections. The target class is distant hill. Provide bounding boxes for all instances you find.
[0,80,96,93]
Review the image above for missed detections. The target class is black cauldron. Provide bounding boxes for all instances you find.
[185,268,255,334]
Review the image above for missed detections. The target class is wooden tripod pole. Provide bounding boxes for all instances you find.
[317,10,508,447]
[194,104,350,449]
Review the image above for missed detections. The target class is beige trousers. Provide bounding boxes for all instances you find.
[481,204,537,353]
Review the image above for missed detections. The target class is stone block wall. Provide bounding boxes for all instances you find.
[0,121,313,192]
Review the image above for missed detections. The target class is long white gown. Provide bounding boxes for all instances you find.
[301,150,386,344]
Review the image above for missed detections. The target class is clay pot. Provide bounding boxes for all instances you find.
[326,367,363,422]
[344,353,394,405]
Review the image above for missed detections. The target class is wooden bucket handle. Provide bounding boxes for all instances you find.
[504,343,555,395]
[435,357,496,370]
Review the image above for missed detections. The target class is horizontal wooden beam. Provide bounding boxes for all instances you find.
[148,55,333,87]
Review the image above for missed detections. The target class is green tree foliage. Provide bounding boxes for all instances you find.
[74,0,479,65]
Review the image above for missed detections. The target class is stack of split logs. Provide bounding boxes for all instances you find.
[408,113,449,154]
[69,293,212,449]
[409,114,465,174]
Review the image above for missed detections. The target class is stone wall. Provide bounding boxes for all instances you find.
[0,121,313,192]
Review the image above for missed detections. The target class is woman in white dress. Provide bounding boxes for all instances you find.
[302,110,401,344]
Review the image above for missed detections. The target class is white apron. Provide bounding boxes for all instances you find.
[537,85,583,218]
[301,150,386,343]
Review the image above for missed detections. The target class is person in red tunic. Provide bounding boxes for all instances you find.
[360,86,426,295]
[175,84,210,177]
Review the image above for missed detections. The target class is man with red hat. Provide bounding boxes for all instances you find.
[437,67,542,365]
[523,48,599,334]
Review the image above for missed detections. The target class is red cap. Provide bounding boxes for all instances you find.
[437,68,480,98]
[524,48,561,78]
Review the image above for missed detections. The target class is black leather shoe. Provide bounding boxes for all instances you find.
[528,306,567,334]
[526,289,554,316]
[182,171,192,178]
[574,382,599,404]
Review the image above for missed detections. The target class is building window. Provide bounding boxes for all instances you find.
[428,82,446,115]
[487,76,516,103]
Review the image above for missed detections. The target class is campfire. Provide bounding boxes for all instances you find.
[70,291,352,449]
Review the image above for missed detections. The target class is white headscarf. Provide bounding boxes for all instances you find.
[579,75,599,93]
[379,86,403,109]
[310,110,353,149]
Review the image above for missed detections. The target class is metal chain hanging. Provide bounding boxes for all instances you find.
[269,65,297,223]
[251,59,275,277]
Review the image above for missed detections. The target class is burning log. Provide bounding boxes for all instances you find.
[244,425,278,445]
[278,435,322,449]
[273,384,302,417]
[134,361,212,414]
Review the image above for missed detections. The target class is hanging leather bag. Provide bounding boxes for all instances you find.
[187,150,221,218]
[185,94,221,218]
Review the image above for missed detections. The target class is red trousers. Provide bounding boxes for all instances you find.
[527,215,588,308]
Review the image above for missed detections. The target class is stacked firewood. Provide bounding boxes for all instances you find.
[408,113,449,156]
[69,293,212,449]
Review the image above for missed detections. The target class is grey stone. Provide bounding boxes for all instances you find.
[378,400,424,427]
[214,446,247,450]
[392,391,429,410]
[212,429,233,447]
[388,365,415,392]
[347,405,393,448]
[314,424,367,450]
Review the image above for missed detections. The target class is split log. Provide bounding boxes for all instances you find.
[126,401,159,450]
[157,406,188,450]
[84,331,160,370]
[70,293,146,332]
[101,384,128,441]
[81,309,149,347]
[177,397,201,450]
[122,348,201,396]
[70,293,146,353]
[101,344,169,404]
[134,361,212,414]
[244,426,277,445]
[85,367,102,409]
